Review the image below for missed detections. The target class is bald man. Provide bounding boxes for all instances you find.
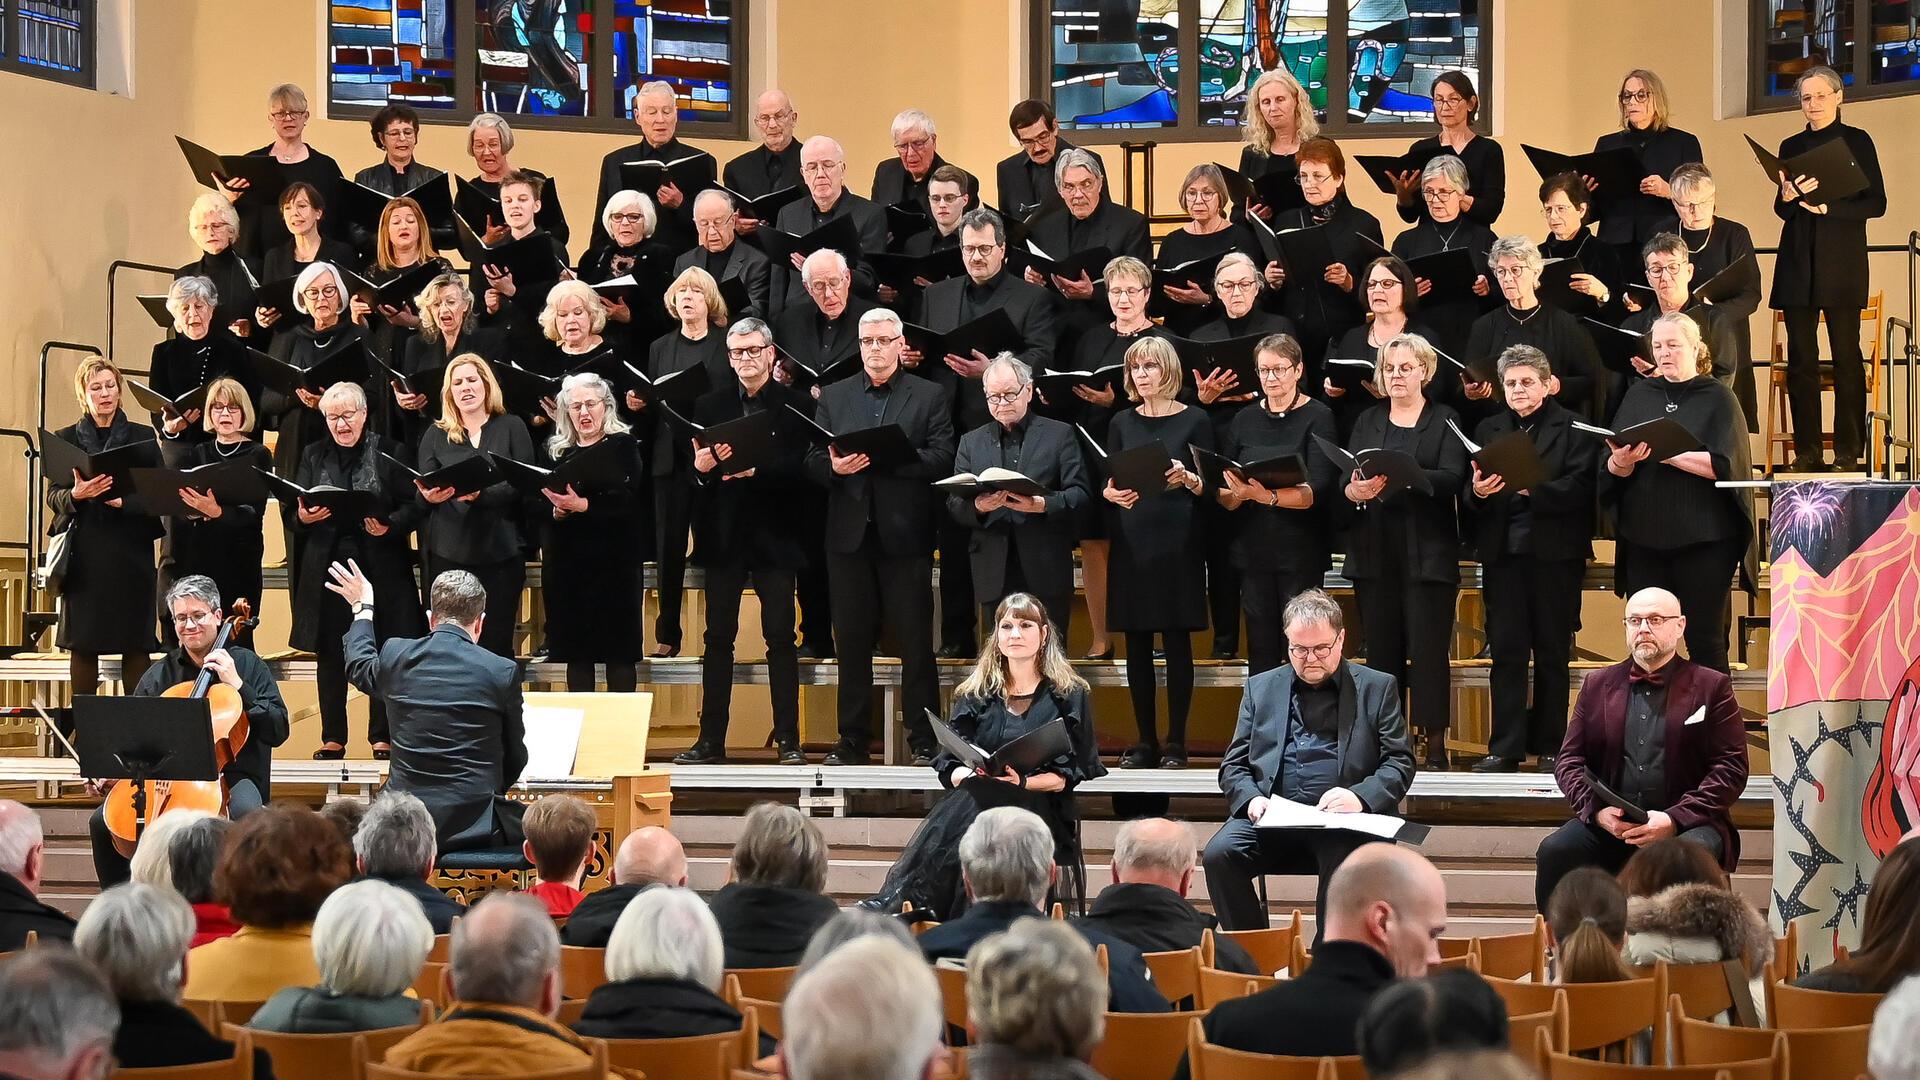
[1172,845,1446,1078]
[725,89,804,211]
[1074,817,1260,975]
[774,136,888,306]
[1534,587,1749,911]
[560,826,688,947]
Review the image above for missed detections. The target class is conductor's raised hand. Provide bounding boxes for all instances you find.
[323,558,373,606]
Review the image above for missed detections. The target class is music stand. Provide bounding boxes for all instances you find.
[73,695,220,845]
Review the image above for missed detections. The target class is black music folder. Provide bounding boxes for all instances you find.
[775,346,863,391]
[487,437,630,495]
[1033,364,1124,403]
[342,262,445,314]
[175,136,287,197]
[1581,318,1653,378]
[128,461,270,518]
[1352,147,1445,195]
[934,467,1049,497]
[1401,246,1483,307]
[136,294,175,329]
[1537,258,1601,317]
[1324,356,1378,390]
[1445,419,1549,492]
[378,450,498,498]
[244,341,370,398]
[455,216,566,285]
[1692,251,1761,306]
[903,309,1024,363]
[927,710,1072,777]
[719,184,807,222]
[784,405,919,469]
[1021,243,1112,285]
[885,203,933,241]
[41,429,151,491]
[1271,223,1339,281]
[763,214,866,264]
[1078,427,1177,494]
[1215,163,1306,215]
[256,469,386,519]
[1744,133,1869,206]
[869,247,967,289]
[1521,144,1644,198]
[1571,417,1702,462]
[339,173,454,238]
[1312,433,1433,498]
[1172,333,1267,393]
[1189,445,1307,490]
[654,405,782,478]
[1580,768,1650,825]
[622,361,713,409]
[618,152,716,196]
[370,355,445,402]
[125,378,211,418]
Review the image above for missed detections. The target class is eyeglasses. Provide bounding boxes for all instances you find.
[323,410,362,424]
[1490,265,1529,280]
[1365,278,1402,291]
[1060,178,1101,196]
[929,192,968,205]
[754,110,794,127]
[1217,279,1259,293]
[806,278,847,295]
[208,402,244,414]
[1421,187,1460,201]
[1183,188,1220,203]
[270,109,309,121]
[800,160,842,176]
[1619,89,1652,104]
[568,400,604,413]
[1288,641,1338,659]
[170,609,218,627]
[1108,286,1147,300]
[1016,130,1056,150]
[1645,263,1685,279]
[1673,200,1712,214]
[1256,366,1295,381]
[893,137,933,155]
[858,335,900,349]
[962,244,1000,258]
[1431,93,1467,108]
[1296,171,1334,186]
[694,216,734,231]
[609,212,647,224]
[727,345,769,359]
[985,388,1029,405]
[302,285,341,301]
[1800,89,1838,104]
[1623,614,1677,629]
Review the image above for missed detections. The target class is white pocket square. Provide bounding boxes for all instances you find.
[1683,706,1707,726]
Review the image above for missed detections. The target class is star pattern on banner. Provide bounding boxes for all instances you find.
[1772,705,1881,927]
[1824,864,1871,932]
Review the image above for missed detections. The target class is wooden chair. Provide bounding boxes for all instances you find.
[224,1021,420,1080]
[1669,998,1868,1080]
[354,1033,608,1079]
[1432,952,1482,973]
[1765,291,1886,472]
[554,998,589,1026]
[1510,992,1572,1073]
[725,965,797,1002]
[1475,915,1550,982]
[1488,974,1668,1061]
[558,945,608,1000]
[1629,960,1738,1025]
[1140,945,1203,1007]
[182,999,220,1035]
[426,933,452,964]
[911,919,942,938]
[1290,936,1311,977]
[210,1001,269,1028]
[111,1030,256,1078]
[1088,1010,1207,1080]
[411,963,449,1009]
[1050,902,1067,920]
[1185,1018,1362,1080]
[739,995,783,1040]
[600,1009,759,1080]
[1438,937,1475,960]
[934,963,970,1035]
[1197,968,1274,1009]
[1538,1026,1786,1080]
[1764,981,1884,1029]
[1216,911,1301,975]
[1763,923,1798,984]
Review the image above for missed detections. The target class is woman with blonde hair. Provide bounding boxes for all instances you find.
[543,373,647,692]
[1591,68,1702,261]
[414,353,533,657]
[357,195,452,448]
[865,593,1100,917]
[178,192,259,337]
[1237,68,1318,221]
[399,273,504,448]
[158,377,272,644]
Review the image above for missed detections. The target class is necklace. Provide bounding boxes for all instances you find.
[1431,220,1464,250]
[1683,222,1713,255]
[312,332,337,350]
[1269,389,1303,416]
[212,439,248,458]
[1506,304,1543,326]
[1660,380,1686,413]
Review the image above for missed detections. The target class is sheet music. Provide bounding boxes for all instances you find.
[518,705,584,783]
[1254,797,1413,841]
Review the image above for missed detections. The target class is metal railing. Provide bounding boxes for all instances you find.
[104,259,182,364]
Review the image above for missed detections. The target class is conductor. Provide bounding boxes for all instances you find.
[327,562,528,853]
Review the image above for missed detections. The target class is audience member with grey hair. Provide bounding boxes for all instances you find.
[0,949,119,1080]
[562,826,688,948]
[782,936,945,1080]
[918,807,1166,1013]
[353,791,465,932]
[709,802,840,968]
[169,813,239,946]
[0,800,73,949]
[795,909,916,978]
[1871,975,1920,1080]
[385,892,595,1074]
[126,806,214,894]
[251,879,432,1034]
[966,918,1109,1079]
[1076,817,1261,974]
[573,886,777,1054]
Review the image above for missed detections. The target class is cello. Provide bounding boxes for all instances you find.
[100,599,258,857]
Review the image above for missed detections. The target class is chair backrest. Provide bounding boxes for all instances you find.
[1763,981,1884,1029]
[1539,1026,1785,1080]
[1509,991,1571,1073]
[739,995,783,1040]
[1217,912,1301,976]
[599,1009,758,1080]
[182,999,220,1035]
[110,1030,254,1078]
[1186,1017,1358,1080]
[354,1032,609,1080]
[1763,923,1798,984]
[1290,936,1311,977]
[1050,902,1066,920]
[411,962,448,1009]
[725,965,797,1002]
[1488,974,1666,1059]
[911,919,942,938]
[1438,936,1475,960]
[934,963,970,1032]
[1476,915,1550,982]
[1432,952,1481,973]
[225,1022,419,1080]
[1631,960,1736,1023]
[1140,945,1203,1007]
[1669,999,1867,1080]
[426,934,451,964]
[211,1001,269,1029]
[1088,1010,1207,1080]
[1196,967,1274,1010]
[558,945,608,1000]
[554,998,589,1026]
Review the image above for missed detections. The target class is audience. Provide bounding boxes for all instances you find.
[1870,975,1920,1080]
[0,949,118,1080]
[1075,817,1260,975]
[1795,836,1920,993]
[73,882,276,1075]
[709,802,840,968]
[385,892,595,1074]
[965,918,1108,1080]
[917,806,1166,1013]
[1395,1050,1540,1080]
[0,801,75,949]
[1545,867,1633,983]
[1620,838,1770,981]
[319,799,370,850]
[520,795,598,918]
[355,791,465,933]
[1356,969,1510,1078]
[250,879,433,1033]
[781,935,945,1080]
[1172,844,1448,1080]
[561,825,688,948]
[168,814,240,947]
[184,804,354,1000]
[794,909,916,976]
[125,806,213,894]
[572,884,777,1055]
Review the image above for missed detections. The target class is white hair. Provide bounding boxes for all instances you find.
[73,883,196,1003]
[605,885,724,991]
[319,380,367,413]
[187,192,239,237]
[693,188,736,216]
[637,79,676,102]
[468,112,515,154]
[784,936,943,1080]
[891,108,936,140]
[857,307,903,337]
[313,879,434,999]
[1054,147,1104,190]
[0,800,42,878]
[800,248,850,287]
[354,791,436,879]
[166,276,219,321]
[1871,975,1920,1080]
[126,808,216,892]
[292,261,349,316]
[599,189,658,239]
[1111,818,1197,880]
[959,806,1054,908]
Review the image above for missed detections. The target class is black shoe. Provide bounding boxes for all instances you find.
[1788,456,1828,473]
[1471,754,1519,773]
[1210,645,1238,661]
[797,641,832,661]
[1535,754,1557,773]
[1160,744,1189,768]
[777,743,807,766]
[371,744,391,761]
[312,744,345,761]
[1425,747,1450,772]
[937,644,971,660]
[1833,457,1860,473]
[1084,646,1114,661]
[910,746,937,767]
[673,741,725,765]
[1118,743,1159,769]
[824,742,872,766]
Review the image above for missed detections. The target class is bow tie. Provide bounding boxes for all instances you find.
[1629,665,1666,687]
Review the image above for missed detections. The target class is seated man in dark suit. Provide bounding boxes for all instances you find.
[352,790,466,934]
[1171,843,1448,1080]
[1533,587,1749,912]
[917,806,1167,1014]
[1074,817,1260,976]
[0,800,76,950]
[330,564,527,854]
[677,190,774,320]
[561,826,687,948]
[1201,589,1418,934]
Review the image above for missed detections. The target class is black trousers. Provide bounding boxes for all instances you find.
[318,600,387,747]
[1484,555,1584,760]
[977,555,1072,645]
[827,536,936,752]
[699,564,800,748]
[1202,816,1383,938]
[424,554,524,659]
[1534,818,1726,912]
[90,778,262,888]
[796,498,834,650]
[936,519,977,651]
[565,661,637,692]
[652,475,695,649]
[1782,304,1867,462]
[1124,631,1193,748]
[1354,578,1458,735]
[1242,566,1327,677]
[1203,501,1241,653]
[69,652,152,696]
[1617,537,1743,674]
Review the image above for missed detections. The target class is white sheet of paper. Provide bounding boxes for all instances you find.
[518,705,585,783]
[1254,797,1409,840]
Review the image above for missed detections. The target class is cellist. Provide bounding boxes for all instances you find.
[87,575,288,887]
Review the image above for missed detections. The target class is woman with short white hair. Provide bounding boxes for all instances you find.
[573,886,775,1055]
[966,919,1109,1079]
[262,260,369,480]
[179,192,259,336]
[249,879,432,1033]
[455,112,570,244]
[542,373,647,693]
[146,275,250,464]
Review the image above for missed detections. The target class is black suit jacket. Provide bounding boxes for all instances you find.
[676,240,775,322]
[771,296,878,378]
[595,137,715,253]
[370,872,467,934]
[946,415,1089,606]
[1172,940,1395,1080]
[918,272,1059,431]
[774,191,889,305]
[872,154,980,221]
[1024,199,1152,315]
[560,882,644,947]
[806,370,956,557]
[723,142,804,199]
[344,620,526,852]
[0,871,75,951]
[995,141,1077,219]
[688,379,814,571]
[917,900,1169,1014]
[1465,399,1598,564]
[114,999,276,1077]
[1342,402,1468,585]
[1218,661,1417,819]
[1075,883,1260,975]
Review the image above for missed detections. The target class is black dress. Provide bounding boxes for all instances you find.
[163,437,273,635]
[1389,215,1496,361]
[1222,395,1342,675]
[417,413,534,657]
[1681,217,1762,430]
[1394,134,1507,226]
[362,256,454,444]
[542,432,647,665]
[262,237,361,288]
[1154,224,1265,336]
[147,331,253,466]
[1462,303,1605,424]
[1105,406,1213,632]
[47,412,162,655]
[1591,125,1699,253]
[238,144,344,261]
[1269,198,1383,369]
[645,330,730,651]
[395,325,507,454]
[871,684,1103,918]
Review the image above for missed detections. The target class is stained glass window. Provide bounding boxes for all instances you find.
[1047,0,1182,130]
[1,0,95,87]
[327,0,457,110]
[612,0,736,124]
[1751,0,1920,107]
[1868,1,1917,85]
[474,0,593,116]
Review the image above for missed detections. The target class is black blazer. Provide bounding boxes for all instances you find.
[1172,941,1396,1079]
[1270,199,1383,348]
[918,272,1060,432]
[676,240,775,321]
[1217,661,1417,819]
[806,370,956,557]
[688,379,815,571]
[594,138,715,253]
[1342,402,1468,585]
[1024,198,1152,319]
[0,871,75,951]
[946,415,1089,607]
[873,154,980,220]
[1592,125,1700,248]
[919,901,1167,1014]
[367,873,467,934]
[1075,883,1261,976]
[707,882,842,969]
[1465,399,1597,564]
[723,142,804,199]
[774,191,889,305]
[995,140,1077,218]
[770,296,878,376]
[573,977,777,1058]
[416,414,532,566]
[113,999,276,1078]
[344,621,527,852]
[1770,118,1886,309]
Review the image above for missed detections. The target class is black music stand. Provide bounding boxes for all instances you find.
[73,695,220,845]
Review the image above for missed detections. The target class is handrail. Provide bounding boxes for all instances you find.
[105,259,180,364]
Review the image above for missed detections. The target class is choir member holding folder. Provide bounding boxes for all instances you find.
[350,104,452,252]
[1465,237,1604,423]
[1341,334,1467,771]
[1770,65,1886,473]
[354,198,451,444]
[1324,257,1440,437]
[1214,334,1339,676]
[998,99,1075,219]
[413,355,532,659]
[262,262,368,483]
[723,89,802,223]
[1022,148,1152,343]
[472,170,570,354]
[147,277,250,466]
[1388,155,1495,361]
[578,191,672,353]
[1599,314,1754,674]
[236,84,345,261]
[1667,164,1762,431]
[594,80,714,254]
[400,274,504,449]
[862,593,1100,918]
[1617,234,1744,420]
[1464,346,1597,773]
[1154,164,1262,336]
[259,182,360,329]
[179,194,260,339]
[1236,69,1315,222]
[46,358,162,692]
[1537,172,1627,316]
[676,190,774,324]
[1266,138,1383,374]
[151,378,272,646]
[458,113,569,245]
[1102,337,1214,770]
[774,136,888,306]
[1391,71,1505,227]
[1591,70,1700,262]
